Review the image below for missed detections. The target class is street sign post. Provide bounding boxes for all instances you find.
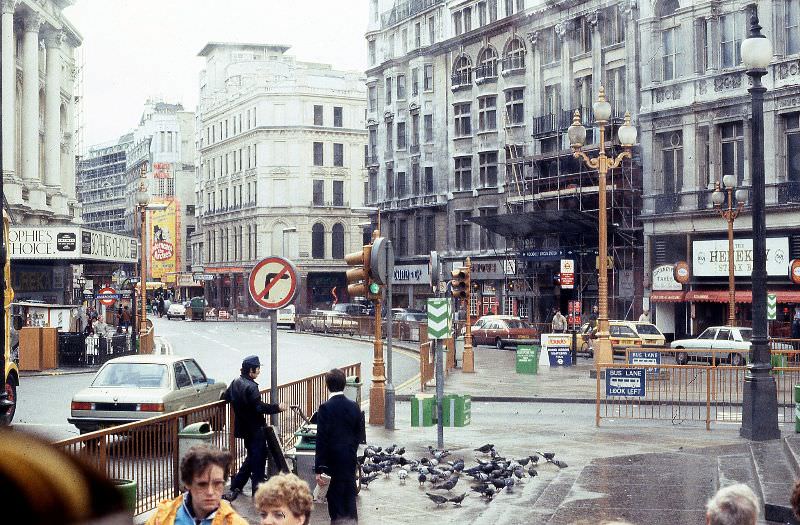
[605,368,646,397]
[767,293,777,320]
[628,350,662,374]
[427,297,452,448]
[248,256,300,426]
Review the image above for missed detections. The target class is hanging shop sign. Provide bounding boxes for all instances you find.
[673,261,690,284]
[652,264,682,291]
[471,258,516,280]
[392,264,430,285]
[790,259,800,285]
[692,237,789,277]
[9,226,137,263]
[153,162,173,179]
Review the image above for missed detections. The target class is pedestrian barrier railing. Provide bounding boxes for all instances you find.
[57,332,137,367]
[295,314,427,342]
[598,346,800,430]
[53,362,360,516]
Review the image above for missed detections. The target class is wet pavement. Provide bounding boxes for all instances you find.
[224,339,799,524]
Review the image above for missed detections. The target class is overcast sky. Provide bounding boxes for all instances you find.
[63,0,369,150]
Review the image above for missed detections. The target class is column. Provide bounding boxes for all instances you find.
[556,21,571,111]
[43,28,62,189]
[1,0,17,178]
[589,11,602,104]
[20,11,42,183]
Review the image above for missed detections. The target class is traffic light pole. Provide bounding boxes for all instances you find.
[463,257,474,373]
[384,277,394,430]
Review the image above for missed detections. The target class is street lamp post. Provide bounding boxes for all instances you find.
[739,13,780,440]
[135,171,150,339]
[711,175,748,326]
[567,86,637,367]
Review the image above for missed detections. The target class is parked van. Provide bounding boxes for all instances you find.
[277,304,296,329]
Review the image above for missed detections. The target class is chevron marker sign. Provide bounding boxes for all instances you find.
[767,293,777,320]
[427,298,452,339]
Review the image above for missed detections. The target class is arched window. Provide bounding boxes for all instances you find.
[656,0,680,18]
[503,37,525,71]
[476,46,498,79]
[312,223,325,259]
[331,223,345,259]
[452,54,472,86]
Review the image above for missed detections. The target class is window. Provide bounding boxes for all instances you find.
[410,68,419,97]
[660,131,683,194]
[312,223,325,259]
[428,15,435,45]
[412,163,420,195]
[425,166,434,193]
[397,74,406,100]
[332,223,345,259]
[411,113,420,147]
[174,363,192,389]
[368,86,377,111]
[386,121,393,151]
[479,151,498,187]
[574,75,593,111]
[787,0,800,55]
[313,180,324,206]
[368,39,376,64]
[489,0,497,21]
[476,46,498,79]
[720,121,745,186]
[369,128,377,157]
[333,106,343,127]
[574,16,593,55]
[544,84,561,115]
[386,166,394,198]
[455,210,472,250]
[464,7,472,32]
[424,114,433,142]
[397,122,406,149]
[503,37,525,70]
[401,28,408,54]
[479,208,498,249]
[369,169,377,202]
[385,77,393,104]
[454,156,472,190]
[606,68,627,114]
[454,103,472,136]
[720,12,744,68]
[602,5,626,46]
[453,11,463,35]
[397,171,406,197]
[424,64,434,91]
[504,88,524,124]
[504,0,523,16]
[333,143,344,166]
[397,219,408,256]
[452,55,472,85]
[415,22,421,48]
[662,27,678,80]
[656,0,679,17]
[314,105,323,126]
[478,1,487,26]
[478,96,497,131]
[313,142,324,166]
[415,216,425,254]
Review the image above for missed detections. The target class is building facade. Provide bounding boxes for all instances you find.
[76,135,132,233]
[639,0,800,339]
[365,0,643,322]
[192,43,368,313]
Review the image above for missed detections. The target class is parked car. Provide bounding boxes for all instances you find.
[68,355,226,434]
[333,303,369,316]
[579,320,663,356]
[470,315,539,349]
[277,305,296,329]
[301,310,359,335]
[670,326,754,365]
[166,302,186,320]
[631,322,666,347]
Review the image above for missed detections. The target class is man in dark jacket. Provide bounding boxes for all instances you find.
[315,368,363,524]
[222,355,287,501]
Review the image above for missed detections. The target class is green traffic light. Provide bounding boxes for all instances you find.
[369,282,380,294]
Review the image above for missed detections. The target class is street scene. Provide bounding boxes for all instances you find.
[2,0,800,524]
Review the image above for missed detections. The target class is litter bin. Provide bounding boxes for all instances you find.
[771,353,787,375]
[344,376,363,405]
[441,394,471,427]
[455,336,464,368]
[178,421,213,461]
[112,478,137,513]
[411,393,436,427]
[516,345,540,375]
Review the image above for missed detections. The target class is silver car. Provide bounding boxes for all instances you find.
[69,355,226,434]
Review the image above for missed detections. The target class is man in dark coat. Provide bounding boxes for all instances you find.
[315,368,363,524]
[222,355,287,501]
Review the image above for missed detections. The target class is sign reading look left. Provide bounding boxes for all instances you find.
[248,257,299,310]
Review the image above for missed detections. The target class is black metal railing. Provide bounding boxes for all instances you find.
[451,71,472,88]
[474,63,498,81]
[778,181,800,203]
[654,193,680,214]
[502,56,525,72]
[533,114,558,135]
[58,332,136,368]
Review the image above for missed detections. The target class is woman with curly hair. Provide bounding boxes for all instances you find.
[254,473,313,525]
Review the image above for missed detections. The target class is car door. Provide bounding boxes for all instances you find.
[170,361,196,411]
[184,359,215,405]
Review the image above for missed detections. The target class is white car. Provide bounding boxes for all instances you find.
[670,326,752,365]
[166,302,186,320]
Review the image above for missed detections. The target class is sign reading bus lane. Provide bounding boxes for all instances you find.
[605,368,646,397]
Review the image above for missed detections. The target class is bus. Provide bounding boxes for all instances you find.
[1,210,19,425]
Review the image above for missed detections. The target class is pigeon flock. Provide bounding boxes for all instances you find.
[357,442,568,508]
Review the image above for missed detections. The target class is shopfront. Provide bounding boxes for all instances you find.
[392,263,431,310]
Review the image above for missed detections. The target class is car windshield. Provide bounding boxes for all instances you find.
[635,324,661,335]
[697,328,717,339]
[92,363,169,389]
[506,320,531,329]
[739,328,753,342]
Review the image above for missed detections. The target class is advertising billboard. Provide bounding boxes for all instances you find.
[150,199,178,280]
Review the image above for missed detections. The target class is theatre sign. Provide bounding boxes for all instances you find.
[9,226,137,263]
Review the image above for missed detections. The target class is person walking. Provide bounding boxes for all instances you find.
[314,368,363,525]
[551,310,567,333]
[121,306,132,333]
[638,309,650,323]
[222,355,287,502]
[158,296,166,318]
[147,445,247,525]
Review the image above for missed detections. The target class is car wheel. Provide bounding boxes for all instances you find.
[495,337,504,350]
[0,380,16,425]
[730,353,745,367]
[675,350,689,365]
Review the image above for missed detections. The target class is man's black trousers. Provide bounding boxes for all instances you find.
[231,427,267,495]
[327,476,358,524]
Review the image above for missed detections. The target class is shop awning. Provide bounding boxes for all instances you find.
[468,210,598,238]
[685,290,800,303]
[650,291,686,302]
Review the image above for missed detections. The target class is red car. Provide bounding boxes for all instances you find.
[470,315,539,349]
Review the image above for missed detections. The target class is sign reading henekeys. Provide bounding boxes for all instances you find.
[692,237,789,277]
[427,298,452,339]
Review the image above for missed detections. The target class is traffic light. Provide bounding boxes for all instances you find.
[451,267,469,299]
[345,244,372,298]
[506,281,514,292]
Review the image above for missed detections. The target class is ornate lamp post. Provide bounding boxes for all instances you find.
[711,175,748,326]
[567,86,637,366]
[739,13,779,440]
[135,172,150,336]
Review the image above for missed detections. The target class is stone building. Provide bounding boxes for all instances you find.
[192,43,368,313]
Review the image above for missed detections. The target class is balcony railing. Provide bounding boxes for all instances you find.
[451,71,472,89]
[380,0,442,27]
[501,56,525,73]
[778,181,800,204]
[654,193,679,214]
[409,143,420,154]
[474,63,498,81]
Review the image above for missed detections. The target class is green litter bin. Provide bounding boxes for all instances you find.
[112,478,137,512]
[795,384,800,433]
[441,394,471,427]
[771,353,787,375]
[516,345,540,375]
[178,422,213,461]
[411,394,436,427]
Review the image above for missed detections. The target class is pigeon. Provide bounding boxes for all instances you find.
[474,443,494,453]
[527,466,538,478]
[504,478,515,491]
[513,469,525,480]
[530,454,540,463]
[517,457,531,467]
[381,464,393,477]
[418,472,427,485]
[360,472,379,488]
[396,446,406,456]
[448,492,467,506]
[551,459,568,469]
[541,452,555,461]
[452,459,465,472]
[398,469,408,482]
[434,476,459,491]
[385,444,397,455]
[426,493,449,506]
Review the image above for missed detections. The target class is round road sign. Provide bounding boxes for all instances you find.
[97,286,118,307]
[248,256,300,310]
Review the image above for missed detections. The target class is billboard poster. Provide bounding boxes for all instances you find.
[150,200,178,279]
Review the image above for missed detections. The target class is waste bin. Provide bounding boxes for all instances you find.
[771,353,787,375]
[112,478,137,513]
[516,345,540,375]
[344,376,363,405]
[441,394,471,427]
[178,421,213,461]
[455,336,464,368]
[411,393,436,427]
